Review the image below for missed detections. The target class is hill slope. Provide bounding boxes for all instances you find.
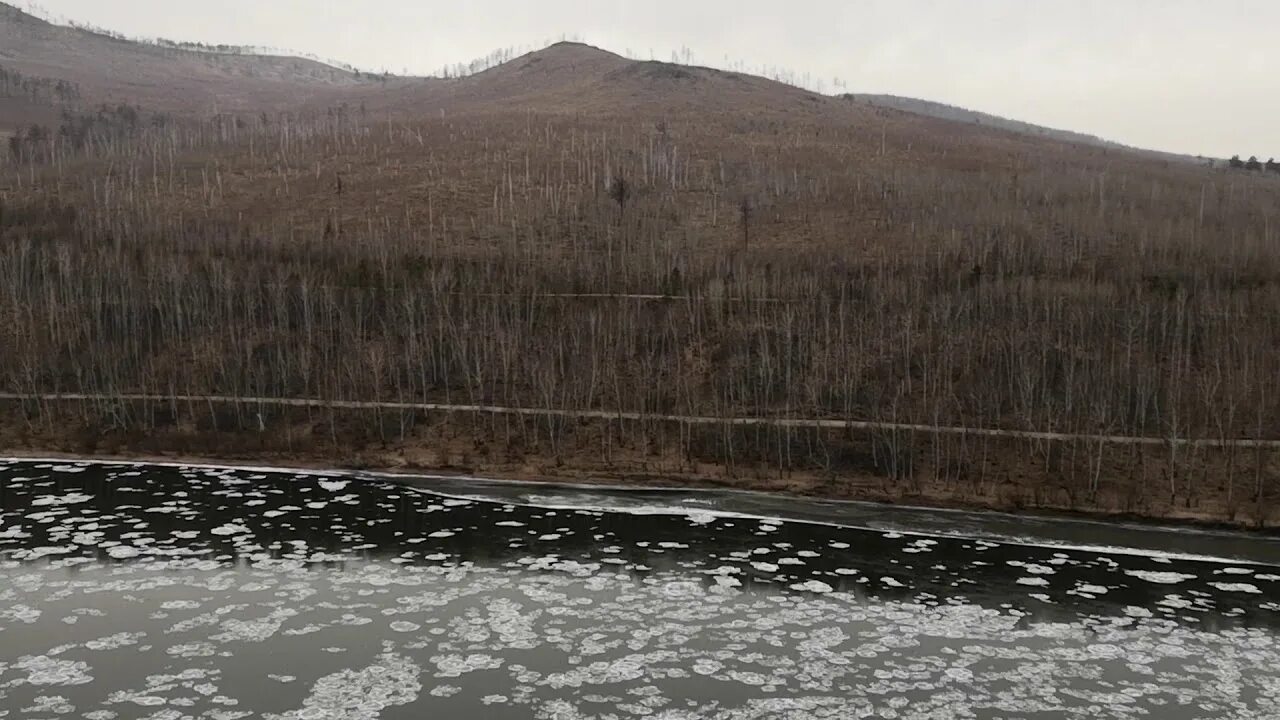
[349,42,849,120]
[1,0,851,127]
[847,94,1114,147]
[0,2,372,116]
[0,2,1199,163]
[845,93,1211,163]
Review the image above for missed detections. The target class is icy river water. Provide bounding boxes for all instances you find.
[1,459,1279,719]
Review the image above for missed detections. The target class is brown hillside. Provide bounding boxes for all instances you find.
[0,8,1158,176]
[0,2,374,116]
[373,42,841,117]
[0,5,1163,163]
[0,3,856,125]
[0,3,848,127]
[285,41,861,127]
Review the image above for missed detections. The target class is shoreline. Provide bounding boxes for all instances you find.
[4,446,1277,536]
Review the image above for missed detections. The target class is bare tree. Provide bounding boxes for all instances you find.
[0,105,1276,526]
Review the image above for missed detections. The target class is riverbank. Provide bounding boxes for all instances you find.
[2,406,1276,531]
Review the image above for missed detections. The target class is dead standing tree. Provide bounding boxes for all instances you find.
[1,108,1279,524]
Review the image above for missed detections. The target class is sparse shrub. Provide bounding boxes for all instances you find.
[608,176,630,214]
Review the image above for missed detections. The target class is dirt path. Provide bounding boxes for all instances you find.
[3,392,1278,449]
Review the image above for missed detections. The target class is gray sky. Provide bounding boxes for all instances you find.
[28,0,1280,158]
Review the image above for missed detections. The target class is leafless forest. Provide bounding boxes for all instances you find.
[2,103,1279,525]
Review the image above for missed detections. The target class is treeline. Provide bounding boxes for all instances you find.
[1228,155,1280,174]
[0,65,81,105]
[437,46,528,79]
[6,103,162,163]
[1,108,1277,521]
[147,38,394,80]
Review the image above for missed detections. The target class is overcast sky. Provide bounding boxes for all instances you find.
[28,0,1280,158]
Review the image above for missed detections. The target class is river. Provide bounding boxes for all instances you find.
[1,459,1278,719]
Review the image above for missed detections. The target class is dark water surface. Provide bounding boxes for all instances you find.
[1,459,1278,719]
